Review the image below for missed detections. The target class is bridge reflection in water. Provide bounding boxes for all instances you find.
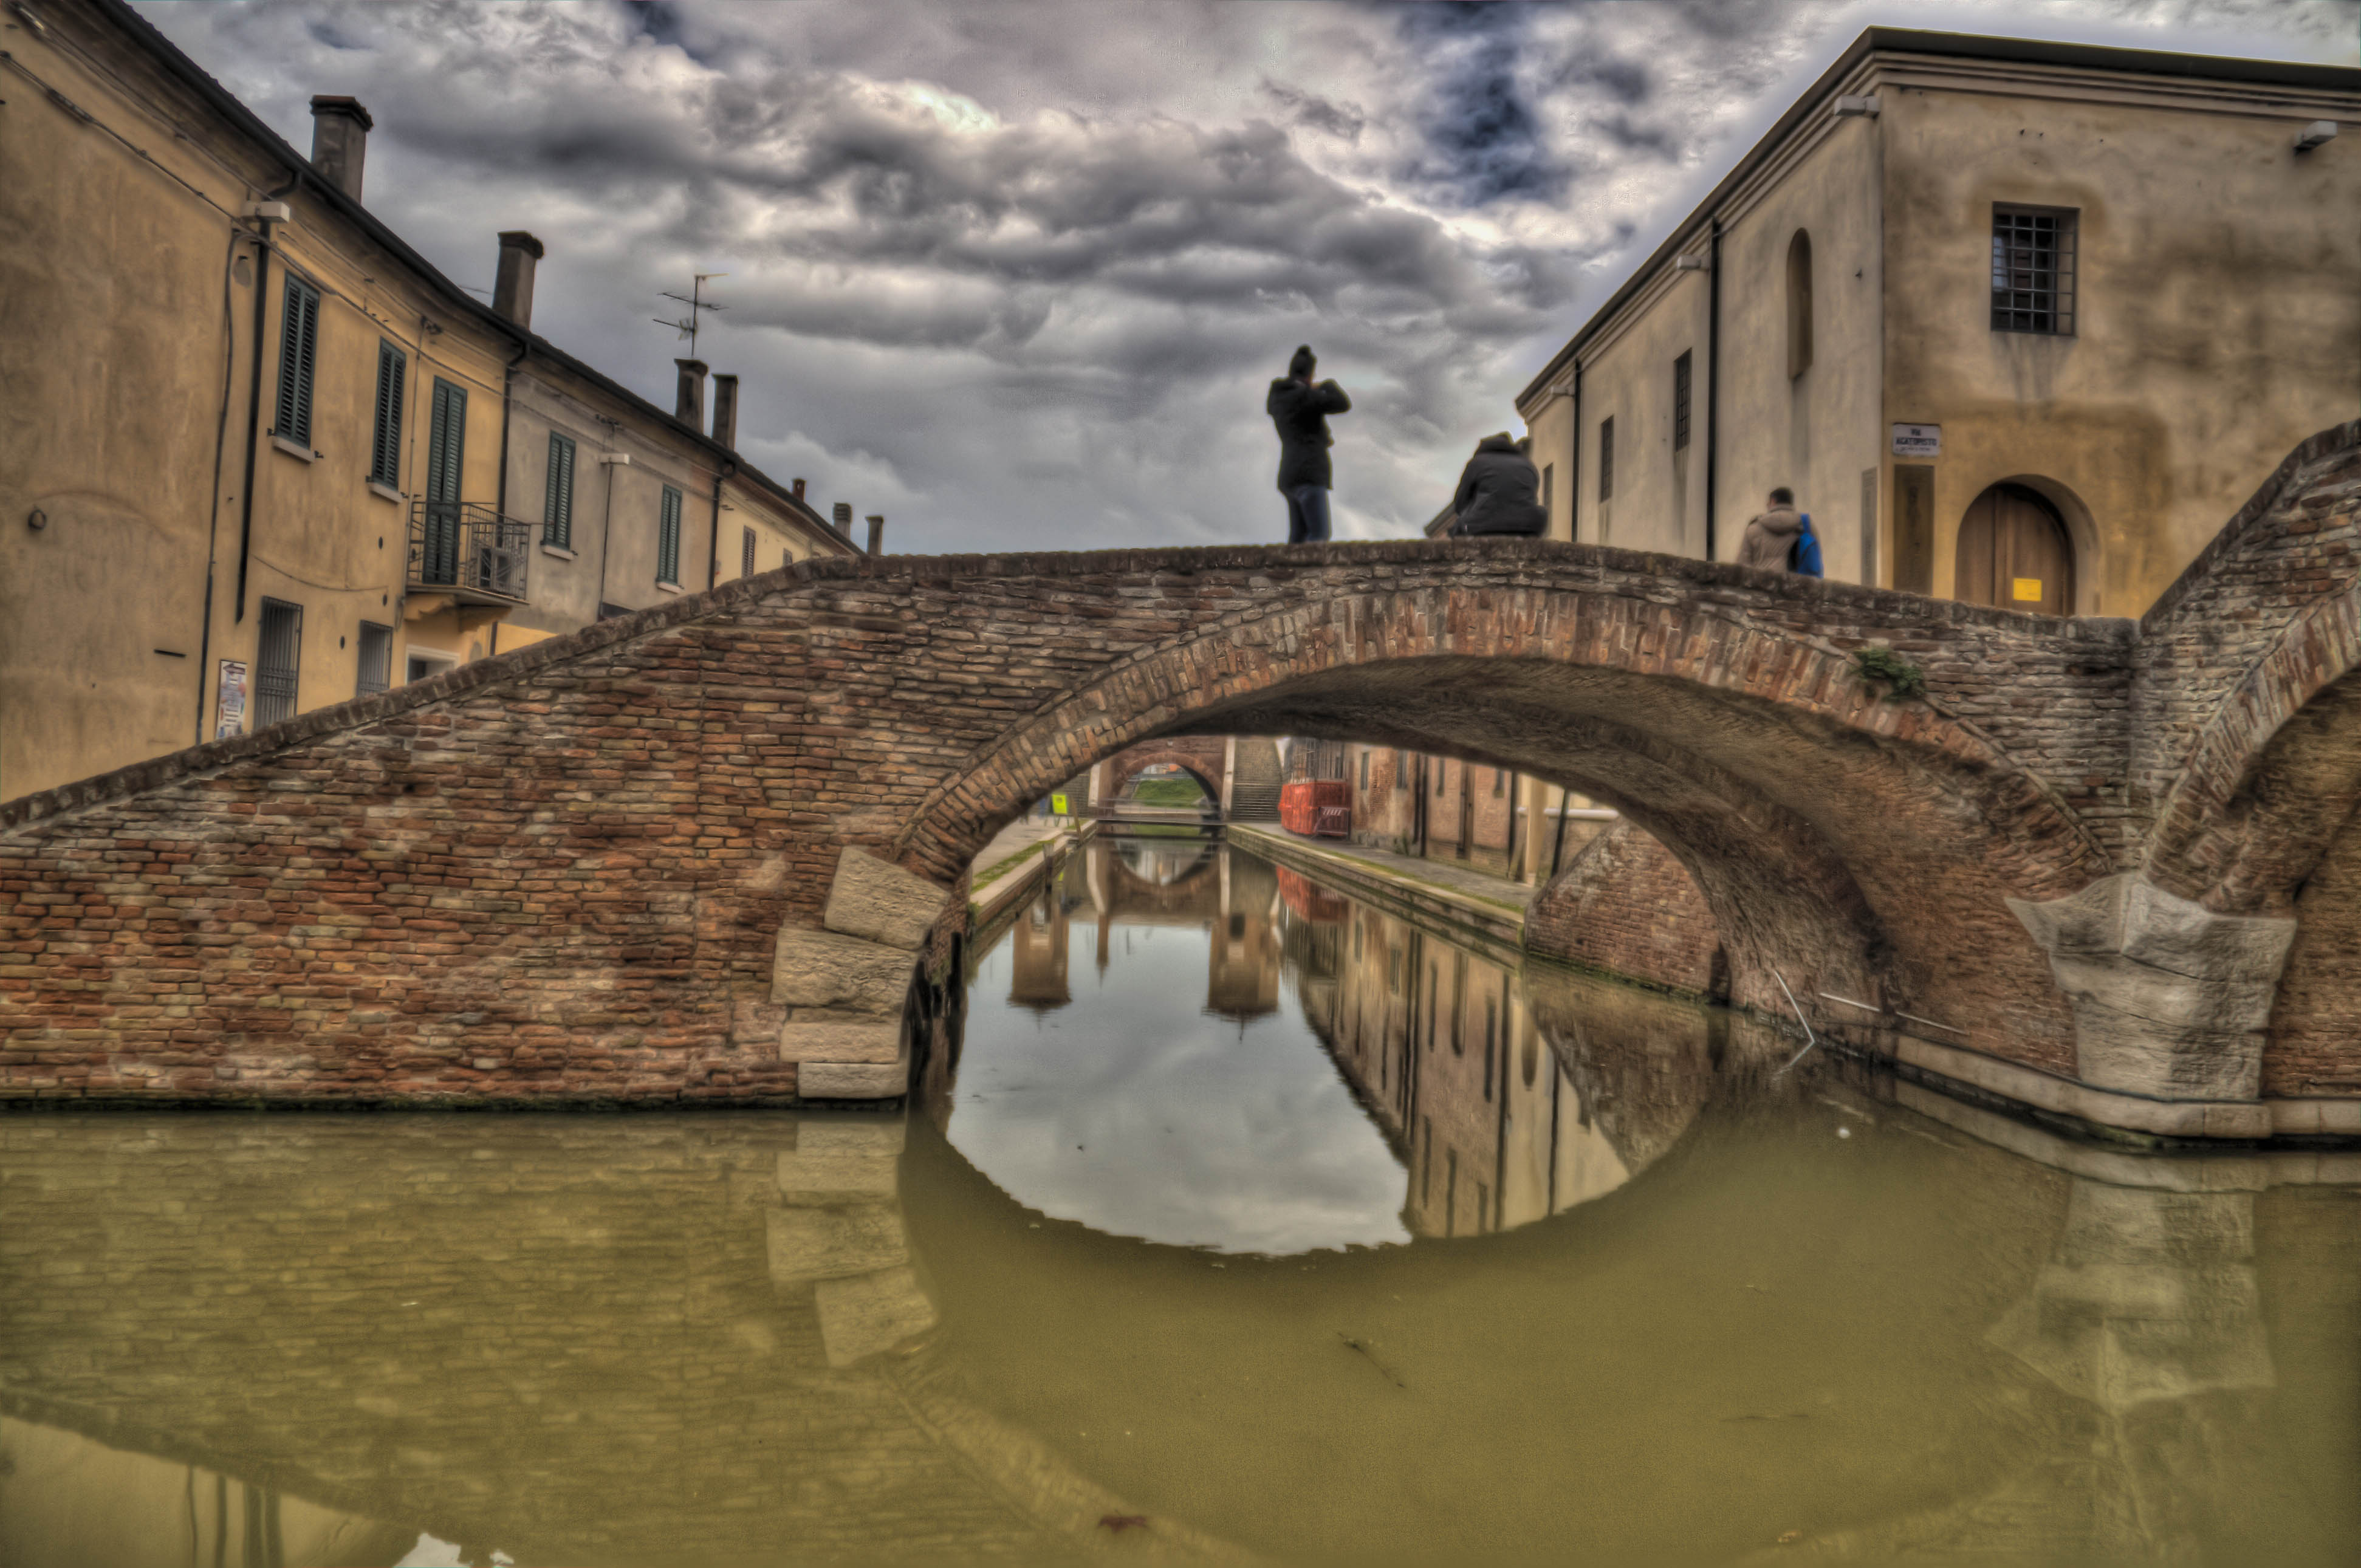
[2,843,2357,1565]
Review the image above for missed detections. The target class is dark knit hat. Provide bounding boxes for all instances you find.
[1287,344,1317,378]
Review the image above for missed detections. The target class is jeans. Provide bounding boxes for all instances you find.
[1285,484,1332,544]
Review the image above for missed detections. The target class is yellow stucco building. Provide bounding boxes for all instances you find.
[1514,28,2360,617]
[0,0,858,802]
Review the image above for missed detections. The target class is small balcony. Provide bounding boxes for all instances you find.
[408,499,530,606]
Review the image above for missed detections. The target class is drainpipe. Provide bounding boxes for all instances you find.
[196,226,242,744]
[1704,217,1723,563]
[707,458,735,589]
[233,178,298,623]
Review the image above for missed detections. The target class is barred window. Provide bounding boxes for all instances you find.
[355,621,392,697]
[255,598,303,728]
[1673,352,1692,450]
[1991,205,2077,335]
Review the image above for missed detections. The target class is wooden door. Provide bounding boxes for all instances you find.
[1956,483,2073,615]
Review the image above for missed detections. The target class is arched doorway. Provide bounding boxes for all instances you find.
[1956,482,2074,616]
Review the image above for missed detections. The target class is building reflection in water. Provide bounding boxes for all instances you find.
[968,840,1719,1247]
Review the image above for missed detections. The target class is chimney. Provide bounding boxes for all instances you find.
[832,502,852,538]
[493,231,543,329]
[792,478,806,503]
[674,359,708,427]
[710,374,739,450]
[309,95,372,200]
[865,514,885,555]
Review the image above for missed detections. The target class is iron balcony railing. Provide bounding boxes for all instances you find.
[408,499,531,604]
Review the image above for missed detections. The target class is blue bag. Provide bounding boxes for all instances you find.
[1790,512,1824,577]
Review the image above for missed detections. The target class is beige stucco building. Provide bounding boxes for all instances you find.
[0,0,857,801]
[1514,28,2360,617]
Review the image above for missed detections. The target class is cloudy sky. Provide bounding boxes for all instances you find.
[143,0,2357,556]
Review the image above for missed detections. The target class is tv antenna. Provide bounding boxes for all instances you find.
[654,272,727,358]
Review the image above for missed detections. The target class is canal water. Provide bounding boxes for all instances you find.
[2,839,2356,1566]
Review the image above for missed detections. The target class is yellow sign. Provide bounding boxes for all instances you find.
[1049,793,1069,815]
[2012,577,2045,602]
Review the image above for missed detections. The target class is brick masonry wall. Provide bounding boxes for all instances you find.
[1,423,2357,1110]
[1524,819,1722,998]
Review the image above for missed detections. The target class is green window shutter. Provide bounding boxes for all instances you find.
[658,485,682,584]
[369,341,405,487]
[543,433,575,548]
[425,380,466,503]
[275,276,320,447]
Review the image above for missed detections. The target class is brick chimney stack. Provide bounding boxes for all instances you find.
[865,515,885,555]
[493,232,543,328]
[792,478,806,502]
[674,360,708,428]
[832,503,852,537]
[309,96,372,200]
[710,374,739,450]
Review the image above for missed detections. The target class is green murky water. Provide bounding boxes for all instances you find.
[2,839,2355,1566]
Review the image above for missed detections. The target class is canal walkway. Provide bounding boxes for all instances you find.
[1226,821,1537,956]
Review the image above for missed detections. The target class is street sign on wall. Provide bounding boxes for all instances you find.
[1891,423,1941,458]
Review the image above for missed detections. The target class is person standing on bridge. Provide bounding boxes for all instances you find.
[1267,344,1351,544]
[1738,487,1805,572]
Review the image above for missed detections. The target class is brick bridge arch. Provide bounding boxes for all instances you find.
[1094,738,1227,812]
[3,422,2359,1138]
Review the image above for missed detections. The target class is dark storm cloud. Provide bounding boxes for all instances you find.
[135,0,2354,555]
[1396,3,1568,206]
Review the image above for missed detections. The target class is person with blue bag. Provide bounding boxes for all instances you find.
[1739,487,1815,575]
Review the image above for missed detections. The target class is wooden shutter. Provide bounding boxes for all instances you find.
[658,485,682,584]
[275,277,320,446]
[741,526,755,578]
[369,342,405,487]
[544,433,575,548]
[425,380,466,504]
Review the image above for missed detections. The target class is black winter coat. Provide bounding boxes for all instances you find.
[1450,435,1548,536]
[1267,377,1352,492]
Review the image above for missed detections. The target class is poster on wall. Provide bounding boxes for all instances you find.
[214,660,249,740]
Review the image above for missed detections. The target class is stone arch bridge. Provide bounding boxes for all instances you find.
[2,423,2357,1140]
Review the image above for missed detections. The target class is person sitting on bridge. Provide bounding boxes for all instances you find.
[1267,344,1351,544]
[1448,432,1549,538]
[1738,487,1805,572]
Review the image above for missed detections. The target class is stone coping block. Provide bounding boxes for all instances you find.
[824,847,953,952]
[773,926,915,1012]
[779,1020,903,1065]
[2012,874,2297,982]
[799,1058,909,1101]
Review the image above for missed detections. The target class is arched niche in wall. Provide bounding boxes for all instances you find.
[1785,230,1814,380]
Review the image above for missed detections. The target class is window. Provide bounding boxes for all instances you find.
[1541,463,1554,513]
[741,526,756,579]
[1786,231,1814,378]
[1434,762,1446,796]
[783,547,793,570]
[1395,748,1408,791]
[1673,351,1693,450]
[369,341,405,487]
[543,433,576,549]
[1493,767,1505,797]
[274,276,321,447]
[255,598,302,728]
[657,485,684,584]
[1992,205,2077,335]
[1597,417,1614,501]
[355,621,391,696]
[1359,750,1369,790]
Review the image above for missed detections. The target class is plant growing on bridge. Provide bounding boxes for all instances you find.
[1852,646,1927,702]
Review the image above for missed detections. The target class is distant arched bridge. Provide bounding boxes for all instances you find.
[2,422,2356,1139]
